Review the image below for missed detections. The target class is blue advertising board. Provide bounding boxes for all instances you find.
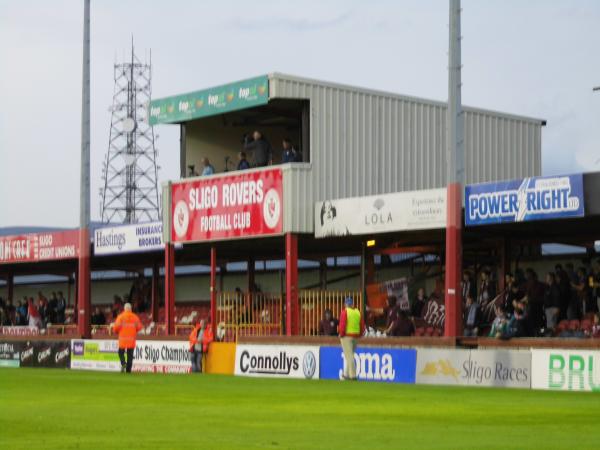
[465,174,584,226]
[319,346,416,383]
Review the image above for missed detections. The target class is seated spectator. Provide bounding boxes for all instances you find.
[319,309,339,336]
[463,295,481,337]
[237,152,250,170]
[507,301,529,337]
[243,131,272,167]
[282,138,301,163]
[201,157,215,176]
[592,314,600,338]
[488,306,508,338]
[411,288,427,318]
[56,292,67,324]
[91,307,106,326]
[386,310,415,337]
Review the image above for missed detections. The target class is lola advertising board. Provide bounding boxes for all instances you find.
[94,221,163,255]
[315,188,446,238]
[465,174,584,226]
[171,168,283,243]
[416,349,531,388]
[70,340,192,373]
[0,230,80,264]
[319,346,417,383]
[234,344,319,380]
[531,349,600,392]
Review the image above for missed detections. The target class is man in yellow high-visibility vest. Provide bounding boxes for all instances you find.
[338,297,365,380]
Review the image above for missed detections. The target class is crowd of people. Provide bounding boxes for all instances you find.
[188,131,303,177]
[0,291,67,328]
[462,260,600,338]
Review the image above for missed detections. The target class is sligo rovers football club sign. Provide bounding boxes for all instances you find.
[171,168,283,242]
[0,230,80,264]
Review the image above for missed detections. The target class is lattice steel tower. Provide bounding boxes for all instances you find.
[100,42,160,224]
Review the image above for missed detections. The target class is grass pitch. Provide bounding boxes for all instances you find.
[1,369,599,449]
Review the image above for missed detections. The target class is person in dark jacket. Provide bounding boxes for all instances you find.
[243,131,272,167]
[411,288,427,318]
[237,151,250,170]
[463,295,482,336]
[281,138,301,163]
[544,272,561,330]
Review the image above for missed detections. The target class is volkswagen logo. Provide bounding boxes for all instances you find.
[302,351,317,379]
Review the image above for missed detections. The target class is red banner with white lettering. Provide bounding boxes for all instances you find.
[0,230,80,264]
[171,168,283,242]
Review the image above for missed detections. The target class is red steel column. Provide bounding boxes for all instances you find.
[164,243,175,335]
[151,262,159,322]
[77,228,91,337]
[444,183,463,337]
[210,246,217,326]
[285,233,299,336]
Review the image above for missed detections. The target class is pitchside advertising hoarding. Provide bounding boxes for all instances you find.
[234,344,320,379]
[416,349,531,388]
[70,339,192,373]
[319,346,417,383]
[94,221,163,255]
[531,349,600,392]
[465,173,585,226]
[170,168,283,243]
[0,340,71,368]
[315,188,446,238]
[0,230,80,264]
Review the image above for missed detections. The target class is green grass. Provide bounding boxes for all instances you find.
[1,369,599,449]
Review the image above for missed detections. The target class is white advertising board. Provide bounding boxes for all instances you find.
[234,344,319,379]
[315,188,446,238]
[531,349,600,392]
[94,222,163,255]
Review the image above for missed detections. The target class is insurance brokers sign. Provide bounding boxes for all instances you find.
[465,174,584,226]
[94,221,163,255]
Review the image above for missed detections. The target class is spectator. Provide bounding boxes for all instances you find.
[339,297,365,380]
[478,270,496,307]
[4,298,16,325]
[384,296,400,330]
[56,292,67,324]
[503,273,524,316]
[463,295,481,337]
[592,313,600,338]
[27,298,42,328]
[16,299,28,326]
[572,267,589,317]
[411,288,427,318]
[523,268,544,334]
[507,301,529,337]
[200,157,215,176]
[47,292,58,324]
[461,270,477,304]
[237,152,250,170]
[91,307,106,326]
[543,272,561,331]
[282,138,301,163]
[37,298,47,327]
[318,309,339,336]
[386,309,415,337]
[488,306,508,338]
[243,131,272,167]
[0,304,10,326]
[555,264,572,320]
[112,295,123,319]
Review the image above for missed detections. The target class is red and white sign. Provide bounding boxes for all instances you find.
[171,168,283,242]
[0,230,80,264]
[0,326,40,336]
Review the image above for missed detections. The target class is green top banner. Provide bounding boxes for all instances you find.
[148,75,269,125]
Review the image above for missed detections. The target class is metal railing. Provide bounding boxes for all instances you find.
[217,292,283,341]
[299,290,363,336]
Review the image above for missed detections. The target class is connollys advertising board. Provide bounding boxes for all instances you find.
[170,168,283,243]
[149,75,269,125]
[234,344,319,380]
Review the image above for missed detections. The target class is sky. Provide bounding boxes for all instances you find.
[0,0,599,228]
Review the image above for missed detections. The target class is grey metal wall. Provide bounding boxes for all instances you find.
[271,73,543,234]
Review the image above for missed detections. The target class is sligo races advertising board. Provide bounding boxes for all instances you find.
[465,174,584,226]
[70,340,192,373]
[319,346,416,383]
[171,168,283,243]
[0,230,80,264]
[234,344,319,379]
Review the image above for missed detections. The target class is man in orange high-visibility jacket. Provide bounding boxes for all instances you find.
[188,318,214,373]
[338,297,365,380]
[112,303,142,373]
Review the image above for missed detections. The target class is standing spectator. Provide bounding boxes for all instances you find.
[503,273,524,316]
[338,297,365,380]
[47,292,58,324]
[318,309,339,336]
[4,298,16,325]
[524,268,544,334]
[555,264,572,320]
[384,296,400,331]
[243,131,272,167]
[543,273,561,331]
[0,303,10,326]
[16,299,28,326]
[237,151,250,170]
[478,270,496,307]
[112,303,142,373]
[56,292,67,324]
[507,301,530,337]
[112,295,123,319]
[200,157,215,176]
[37,298,47,327]
[572,267,589,316]
[386,310,415,337]
[27,298,42,328]
[91,307,106,326]
[411,288,427,318]
[188,318,214,373]
[461,270,477,304]
[281,138,301,163]
[463,295,482,337]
